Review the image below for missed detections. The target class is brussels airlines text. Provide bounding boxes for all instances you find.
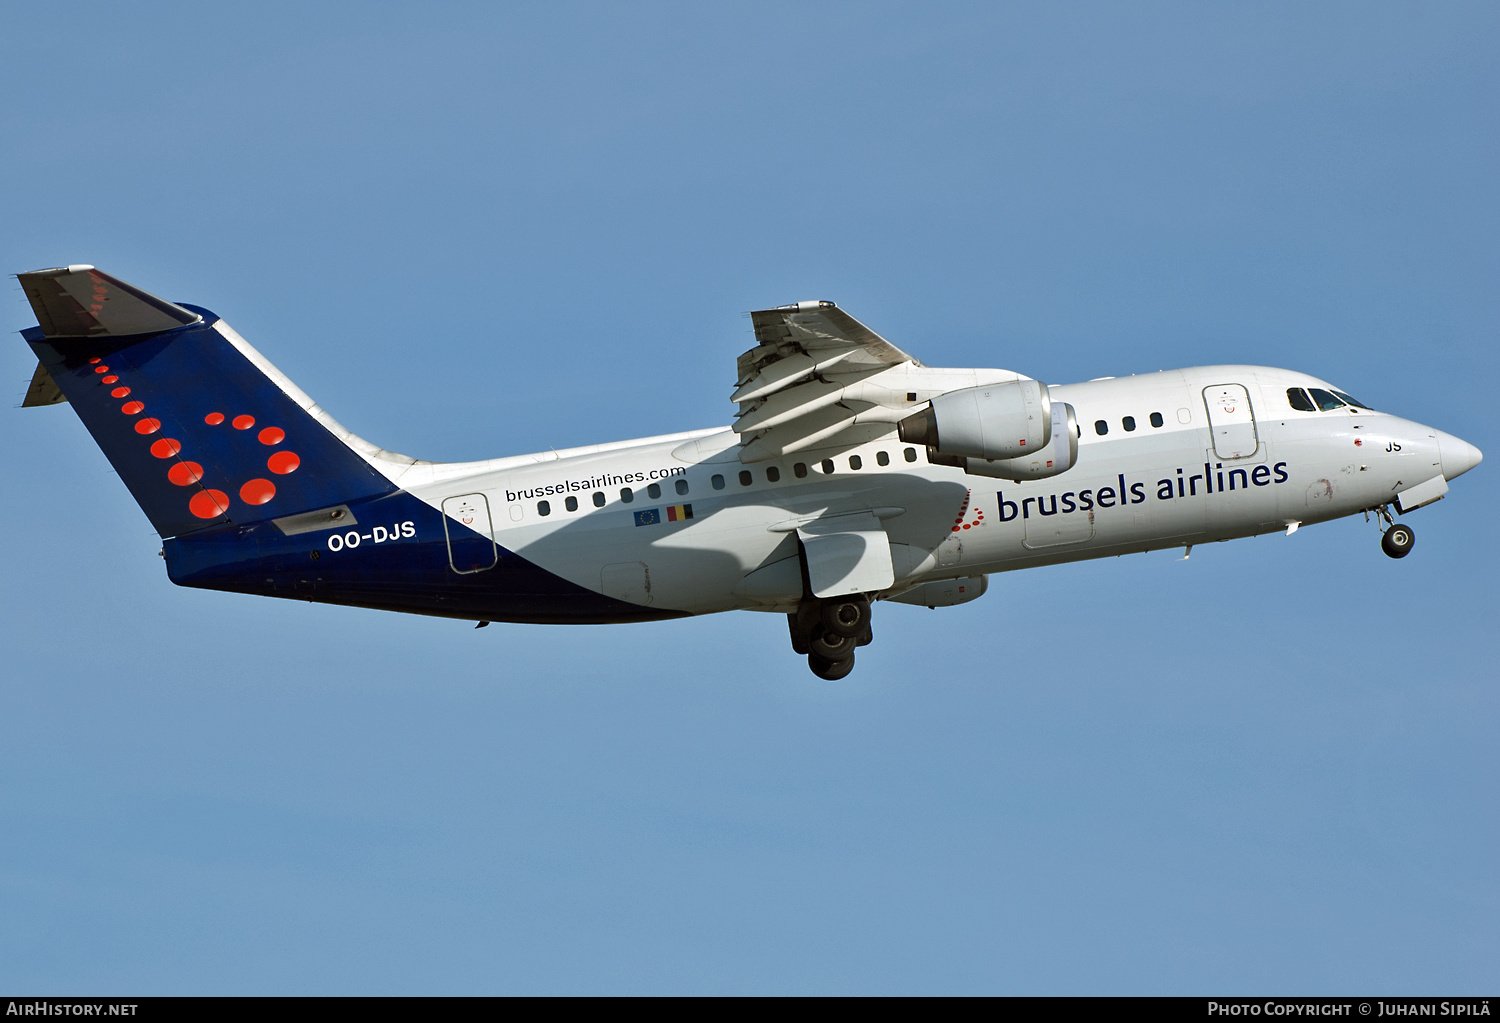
[997,461,1291,521]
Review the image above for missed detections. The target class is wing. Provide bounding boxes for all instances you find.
[733,301,920,462]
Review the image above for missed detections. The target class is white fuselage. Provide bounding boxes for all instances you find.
[393,365,1455,616]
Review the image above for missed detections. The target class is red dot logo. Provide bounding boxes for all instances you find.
[239,479,276,505]
[168,462,205,486]
[189,490,230,519]
[88,357,101,364]
[258,427,285,445]
[134,418,162,435]
[267,451,300,474]
[205,412,225,425]
[111,386,131,398]
[101,375,118,384]
[233,415,255,430]
[150,438,182,459]
[94,366,110,374]
[121,400,145,415]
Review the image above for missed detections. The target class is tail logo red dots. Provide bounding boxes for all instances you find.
[267,451,300,474]
[239,479,276,505]
[168,462,204,486]
[150,439,182,459]
[189,490,231,519]
[121,400,145,415]
[232,415,255,430]
[134,418,162,435]
[205,412,225,425]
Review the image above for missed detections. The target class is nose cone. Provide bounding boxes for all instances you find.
[1437,431,1483,481]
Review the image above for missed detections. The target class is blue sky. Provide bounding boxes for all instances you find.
[1,2,1495,994]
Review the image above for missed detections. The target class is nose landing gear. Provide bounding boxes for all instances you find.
[788,595,873,679]
[1372,505,1416,559]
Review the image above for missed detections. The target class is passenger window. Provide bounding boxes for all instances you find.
[592,491,605,507]
[1122,416,1136,432]
[620,487,634,503]
[738,470,752,486]
[903,447,917,462]
[876,450,890,466]
[1308,388,1346,411]
[1095,420,1109,436]
[565,495,578,512]
[821,459,834,474]
[538,500,551,516]
[849,454,863,470]
[1149,412,1164,428]
[675,478,689,495]
[711,474,725,490]
[647,482,661,499]
[766,466,781,482]
[794,462,808,478]
[1286,387,1316,412]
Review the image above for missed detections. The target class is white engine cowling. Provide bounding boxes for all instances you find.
[885,575,988,608]
[898,378,1050,461]
[961,402,1078,482]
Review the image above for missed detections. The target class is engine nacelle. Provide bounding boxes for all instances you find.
[898,378,1050,461]
[960,402,1078,482]
[885,575,988,609]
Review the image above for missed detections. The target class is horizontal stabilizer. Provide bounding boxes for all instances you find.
[18,265,201,338]
[22,361,66,406]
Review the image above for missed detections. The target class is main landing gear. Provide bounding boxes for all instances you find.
[1371,505,1415,559]
[788,595,873,680]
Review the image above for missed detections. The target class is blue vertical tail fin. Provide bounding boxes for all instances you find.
[19,265,399,538]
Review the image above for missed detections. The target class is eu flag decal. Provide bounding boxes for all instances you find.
[634,505,691,527]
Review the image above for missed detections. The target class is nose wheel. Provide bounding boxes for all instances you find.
[788,596,873,679]
[1382,522,1415,558]
[1372,505,1415,559]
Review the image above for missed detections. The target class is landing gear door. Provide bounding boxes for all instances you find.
[441,493,498,574]
[795,512,895,599]
[1204,384,1259,460]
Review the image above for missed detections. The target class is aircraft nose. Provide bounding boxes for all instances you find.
[1436,431,1483,481]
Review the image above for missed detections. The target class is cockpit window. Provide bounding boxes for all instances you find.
[1332,389,1373,410]
[1286,387,1316,412]
[1307,388,1347,411]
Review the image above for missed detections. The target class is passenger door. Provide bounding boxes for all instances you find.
[441,493,498,574]
[1203,384,1259,460]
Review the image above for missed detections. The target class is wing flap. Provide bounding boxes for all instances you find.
[733,300,916,461]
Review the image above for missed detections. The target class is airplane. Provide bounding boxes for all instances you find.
[18,265,1483,679]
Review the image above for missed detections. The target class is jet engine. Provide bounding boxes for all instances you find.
[898,378,1051,460]
[886,575,988,608]
[898,379,1078,482]
[960,401,1078,481]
